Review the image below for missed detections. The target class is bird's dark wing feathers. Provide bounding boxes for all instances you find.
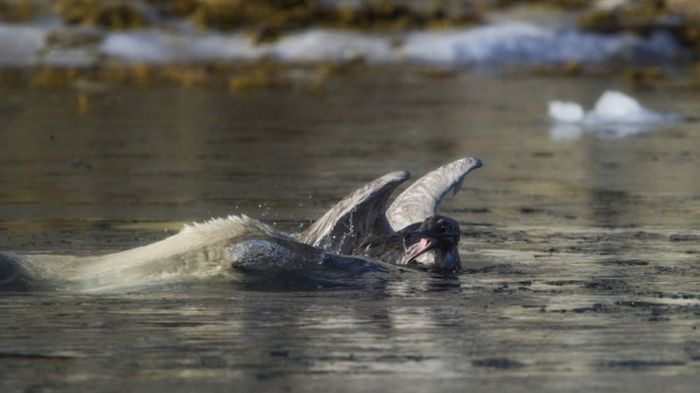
[298,171,410,254]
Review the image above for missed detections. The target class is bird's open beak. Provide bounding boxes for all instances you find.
[406,236,438,263]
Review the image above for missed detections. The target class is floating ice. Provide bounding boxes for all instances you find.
[550,90,681,125]
[549,90,682,138]
[549,101,585,123]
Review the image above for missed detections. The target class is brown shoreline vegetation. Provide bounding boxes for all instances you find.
[1,0,700,91]
[1,0,483,41]
[2,61,700,98]
[0,1,698,44]
[0,62,374,96]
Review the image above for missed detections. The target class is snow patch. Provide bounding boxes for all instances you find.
[0,21,686,68]
[43,47,97,67]
[0,25,48,66]
[100,30,265,63]
[271,30,394,63]
[401,22,680,66]
[98,23,682,66]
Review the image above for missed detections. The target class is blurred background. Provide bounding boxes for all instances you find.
[0,0,699,86]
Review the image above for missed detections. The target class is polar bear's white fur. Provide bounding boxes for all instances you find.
[20,215,291,292]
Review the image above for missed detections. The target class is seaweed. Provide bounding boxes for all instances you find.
[622,66,664,89]
[579,0,700,53]
[0,0,39,22]
[54,0,149,30]
[228,63,292,92]
[579,1,670,33]
[165,1,480,43]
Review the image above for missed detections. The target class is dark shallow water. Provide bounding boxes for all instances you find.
[0,70,698,392]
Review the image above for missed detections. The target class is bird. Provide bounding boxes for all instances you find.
[297,157,483,273]
[0,157,482,292]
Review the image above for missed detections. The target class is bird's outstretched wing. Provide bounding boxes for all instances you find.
[298,171,410,254]
[386,157,482,231]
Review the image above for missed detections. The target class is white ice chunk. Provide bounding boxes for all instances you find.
[271,30,395,63]
[549,101,585,123]
[554,90,680,125]
[588,90,671,123]
[549,90,682,138]
[0,24,48,66]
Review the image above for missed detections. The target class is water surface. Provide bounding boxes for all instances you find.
[0,71,698,392]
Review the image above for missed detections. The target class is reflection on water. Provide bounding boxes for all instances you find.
[0,71,698,392]
[549,122,656,139]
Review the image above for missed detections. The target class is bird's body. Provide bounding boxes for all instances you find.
[299,157,482,273]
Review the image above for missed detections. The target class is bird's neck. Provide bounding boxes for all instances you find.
[361,231,407,264]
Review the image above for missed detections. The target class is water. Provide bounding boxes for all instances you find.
[0,70,698,392]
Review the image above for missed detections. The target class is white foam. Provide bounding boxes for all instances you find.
[549,90,682,138]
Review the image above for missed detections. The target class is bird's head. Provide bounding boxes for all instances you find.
[403,215,461,274]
